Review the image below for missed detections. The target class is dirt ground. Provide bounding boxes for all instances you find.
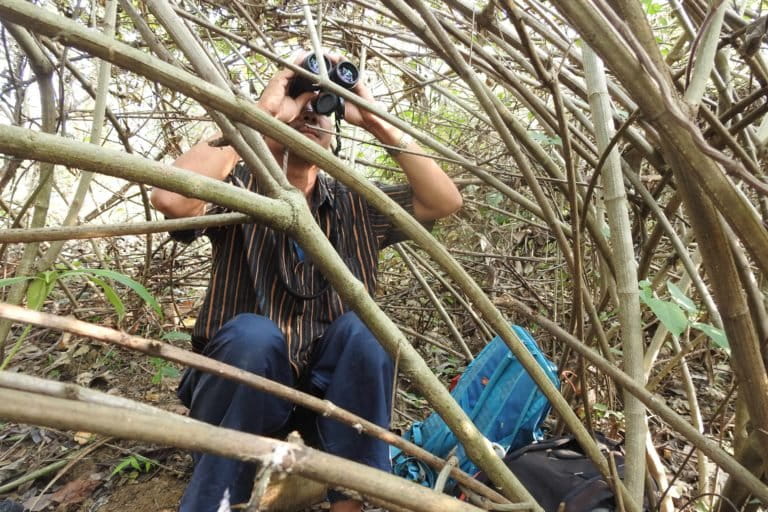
[0,328,193,512]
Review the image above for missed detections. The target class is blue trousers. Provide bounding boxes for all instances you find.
[177,312,394,511]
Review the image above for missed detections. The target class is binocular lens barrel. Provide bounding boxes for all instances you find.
[331,62,359,88]
[303,53,332,76]
[289,52,359,117]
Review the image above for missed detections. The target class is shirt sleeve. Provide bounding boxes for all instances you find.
[167,162,248,243]
[367,183,435,249]
[167,202,229,244]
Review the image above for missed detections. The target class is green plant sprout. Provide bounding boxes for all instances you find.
[110,453,158,478]
[149,356,181,385]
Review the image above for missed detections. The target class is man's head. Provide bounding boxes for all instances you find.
[288,102,334,149]
[263,100,334,171]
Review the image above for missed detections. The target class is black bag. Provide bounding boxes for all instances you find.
[472,434,642,512]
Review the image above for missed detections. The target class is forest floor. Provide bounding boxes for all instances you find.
[0,327,191,512]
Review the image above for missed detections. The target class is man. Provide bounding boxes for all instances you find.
[151,52,462,512]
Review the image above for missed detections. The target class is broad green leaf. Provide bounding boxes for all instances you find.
[641,294,688,338]
[692,322,730,351]
[638,280,653,302]
[62,269,162,317]
[41,270,59,285]
[89,276,126,322]
[25,278,48,310]
[0,276,34,288]
[666,282,697,314]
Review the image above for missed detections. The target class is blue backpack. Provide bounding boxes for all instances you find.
[390,325,559,492]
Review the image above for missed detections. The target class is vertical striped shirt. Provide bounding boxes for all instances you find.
[172,162,426,375]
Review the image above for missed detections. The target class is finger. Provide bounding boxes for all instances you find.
[295,91,316,109]
[291,49,311,66]
[272,68,296,82]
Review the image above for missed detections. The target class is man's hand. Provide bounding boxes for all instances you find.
[257,65,316,123]
[324,55,379,130]
[328,55,463,222]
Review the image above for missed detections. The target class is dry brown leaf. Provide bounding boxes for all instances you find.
[51,478,101,506]
[23,493,53,512]
[73,431,94,445]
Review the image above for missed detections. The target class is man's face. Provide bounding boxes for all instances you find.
[289,103,334,149]
[290,104,332,149]
[264,103,334,160]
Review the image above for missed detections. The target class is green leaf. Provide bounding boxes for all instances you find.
[638,280,653,301]
[0,276,34,288]
[160,365,181,379]
[692,322,730,351]
[61,269,162,318]
[651,299,688,338]
[41,270,59,285]
[25,278,48,310]
[666,282,697,314]
[111,457,134,477]
[640,293,688,338]
[160,331,192,342]
[639,280,690,338]
[88,276,126,322]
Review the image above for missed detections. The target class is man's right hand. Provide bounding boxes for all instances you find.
[257,63,316,123]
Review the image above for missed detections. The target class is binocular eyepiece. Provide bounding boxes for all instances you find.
[287,53,359,117]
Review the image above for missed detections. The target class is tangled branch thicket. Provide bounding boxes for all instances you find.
[1,0,768,510]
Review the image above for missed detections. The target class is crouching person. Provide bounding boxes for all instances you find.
[150,51,462,512]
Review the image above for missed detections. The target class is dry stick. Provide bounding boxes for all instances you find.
[395,324,467,360]
[140,1,287,199]
[578,109,640,235]
[0,459,69,494]
[0,213,252,243]
[636,192,681,280]
[558,0,768,470]
[395,244,473,361]
[0,303,509,506]
[0,388,484,512]
[622,169,721,329]
[505,3,593,432]
[0,3,760,502]
[438,19,599,166]
[0,22,56,357]
[400,244,494,342]
[32,0,117,276]
[28,436,111,511]
[40,39,132,151]
[413,5,618,364]
[557,0,768,277]
[583,44,647,504]
[449,0,664,170]
[698,105,762,177]
[724,223,768,368]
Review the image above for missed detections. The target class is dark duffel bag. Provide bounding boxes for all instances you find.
[471,434,650,512]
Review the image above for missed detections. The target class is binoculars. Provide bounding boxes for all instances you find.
[288,53,359,117]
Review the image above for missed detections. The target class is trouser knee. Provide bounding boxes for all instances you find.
[205,313,286,374]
